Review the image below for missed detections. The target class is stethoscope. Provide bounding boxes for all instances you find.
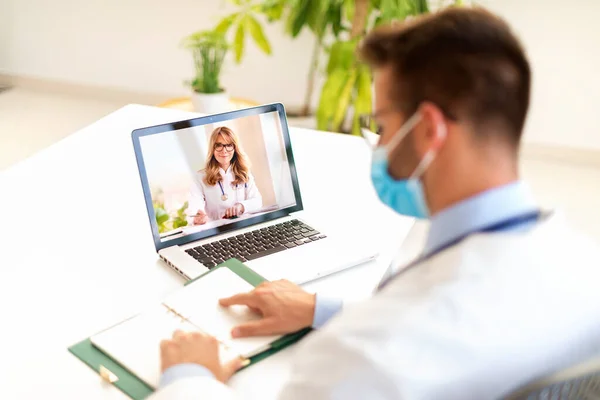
[217,181,248,201]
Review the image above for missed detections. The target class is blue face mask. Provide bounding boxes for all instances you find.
[370,113,441,219]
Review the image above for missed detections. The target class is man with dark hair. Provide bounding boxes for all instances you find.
[150,7,600,399]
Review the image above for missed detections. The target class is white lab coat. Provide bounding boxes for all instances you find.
[186,167,262,223]
[148,212,600,400]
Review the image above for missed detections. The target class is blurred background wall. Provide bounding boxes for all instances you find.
[1,0,599,150]
[0,0,320,111]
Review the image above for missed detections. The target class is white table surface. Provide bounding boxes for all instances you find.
[0,104,417,399]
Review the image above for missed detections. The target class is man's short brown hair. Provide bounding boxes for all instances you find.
[360,7,531,146]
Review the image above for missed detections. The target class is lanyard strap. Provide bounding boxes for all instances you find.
[376,209,547,292]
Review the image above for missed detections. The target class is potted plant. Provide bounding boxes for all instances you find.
[182,30,230,114]
[212,0,465,132]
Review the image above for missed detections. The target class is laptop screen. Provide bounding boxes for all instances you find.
[132,103,303,251]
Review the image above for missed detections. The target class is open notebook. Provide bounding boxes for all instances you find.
[90,267,281,390]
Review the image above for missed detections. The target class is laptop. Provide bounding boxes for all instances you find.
[132,103,377,283]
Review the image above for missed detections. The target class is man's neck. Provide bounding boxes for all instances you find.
[424,127,521,216]
[426,153,519,216]
[430,176,519,216]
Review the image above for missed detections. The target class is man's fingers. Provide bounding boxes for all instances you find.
[231,318,280,338]
[218,357,247,383]
[172,330,187,340]
[160,339,173,352]
[219,292,257,307]
[248,306,261,315]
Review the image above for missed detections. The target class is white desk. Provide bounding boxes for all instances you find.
[0,104,417,399]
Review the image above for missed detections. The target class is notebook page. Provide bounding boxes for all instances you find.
[90,306,240,389]
[162,267,282,357]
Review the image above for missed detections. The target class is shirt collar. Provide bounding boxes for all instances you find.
[424,180,537,256]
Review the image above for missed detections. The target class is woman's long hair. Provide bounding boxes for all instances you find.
[203,126,250,186]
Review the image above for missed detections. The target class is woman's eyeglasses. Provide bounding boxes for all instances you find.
[214,143,234,152]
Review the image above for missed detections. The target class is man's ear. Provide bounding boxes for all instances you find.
[418,102,447,152]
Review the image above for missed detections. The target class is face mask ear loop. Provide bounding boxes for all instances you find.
[409,122,447,180]
[383,112,422,157]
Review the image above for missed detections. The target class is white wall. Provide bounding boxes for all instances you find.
[1,0,599,149]
[0,0,318,110]
[481,0,600,150]
[260,111,295,208]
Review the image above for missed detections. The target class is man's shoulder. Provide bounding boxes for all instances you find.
[381,211,600,307]
[470,211,599,259]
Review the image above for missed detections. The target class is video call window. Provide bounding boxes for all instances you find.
[139,111,296,242]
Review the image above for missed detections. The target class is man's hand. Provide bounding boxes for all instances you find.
[193,210,208,225]
[224,203,244,219]
[160,330,244,383]
[219,280,315,337]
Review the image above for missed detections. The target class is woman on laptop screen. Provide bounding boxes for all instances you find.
[186,126,263,225]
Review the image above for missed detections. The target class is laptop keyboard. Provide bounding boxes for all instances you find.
[184,219,326,269]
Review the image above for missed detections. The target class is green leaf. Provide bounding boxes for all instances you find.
[415,0,429,13]
[306,0,321,31]
[398,0,421,18]
[184,30,228,92]
[317,69,350,130]
[352,65,372,135]
[233,21,246,63]
[326,40,357,73]
[329,2,343,37]
[245,14,272,55]
[155,207,169,225]
[173,218,188,229]
[327,42,343,74]
[355,66,372,112]
[345,0,356,22]
[379,0,398,22]
[400,0,411,15]
[287,0,311,37]
[306,0,332,37]
[215,13,239,35]
[182,29,228,50]
[177,201,189,217]
[260,0,285,21]
[332,68,358,131]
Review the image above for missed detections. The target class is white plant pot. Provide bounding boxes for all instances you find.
[191,91,230,115]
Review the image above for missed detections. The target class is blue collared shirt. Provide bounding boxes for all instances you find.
[423,180,537,257]
[159,180,537,388]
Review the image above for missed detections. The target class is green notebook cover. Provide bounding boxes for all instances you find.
[68,259,311,400]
